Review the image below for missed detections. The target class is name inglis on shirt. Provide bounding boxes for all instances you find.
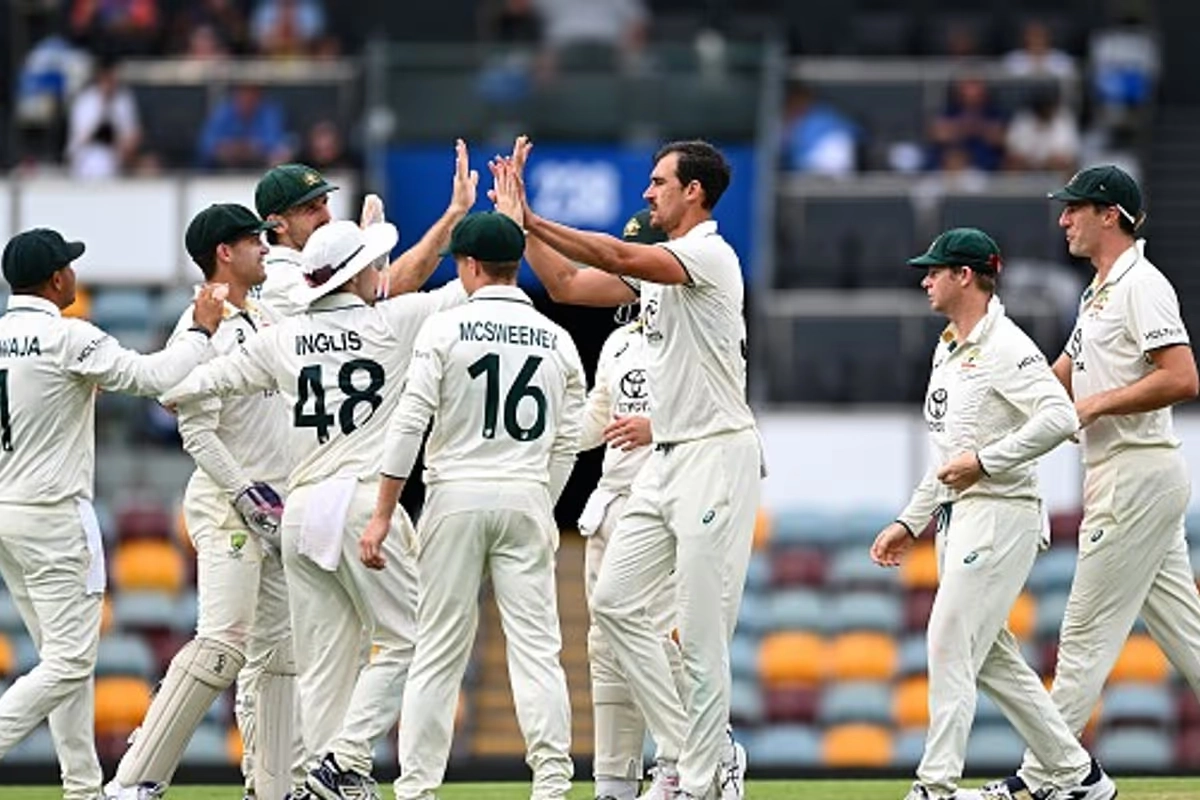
[459,320,558,350]
[295,330,363,355]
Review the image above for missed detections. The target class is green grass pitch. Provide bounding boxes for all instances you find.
[5,780,1200,799]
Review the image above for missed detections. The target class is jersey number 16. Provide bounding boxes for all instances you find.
[468,353,546,441]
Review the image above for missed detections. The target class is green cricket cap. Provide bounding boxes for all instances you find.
[621,208,668,244]
[185,203,276,262]
[907,227,1004,274]
[1048,164,1142,225]
[441,212,525,262]
[254,163,339,218]
[2,228,85,289]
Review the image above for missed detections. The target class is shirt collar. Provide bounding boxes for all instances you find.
[309,291,368,311]
[469,285,532,305]
[943,296,1004,349]
[6,294,62,317]
[1097,239,1144,292]
[680,219,718,240]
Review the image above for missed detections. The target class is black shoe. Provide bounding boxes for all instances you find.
[305,753,381,800]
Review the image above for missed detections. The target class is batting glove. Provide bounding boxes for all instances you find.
[232,483,284,552]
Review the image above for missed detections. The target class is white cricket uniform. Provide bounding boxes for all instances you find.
[162,298,300,791]
[590,219,762,796]
[1021,240,1200,787]
[382,285,585,800]
[161,280,466,777]
[0,294,210,800]
[893,297,1089,796]
[577,322,678,783]
[258,245,306,318]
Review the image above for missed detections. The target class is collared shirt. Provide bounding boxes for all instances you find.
[257,245,306,317]
[161,281,467,490]
[898,297,1077,533]
[1064,240,1189,466]
[579,320,651,494]
[0,294,210,504]
[640,219,756,443]
[170,295,292,498]
[381,285,585,500]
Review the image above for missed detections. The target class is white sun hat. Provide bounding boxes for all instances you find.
[291,219,398,307]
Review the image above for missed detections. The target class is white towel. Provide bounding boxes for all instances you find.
[578,488,617,536]
[77,498,106,595]
[298,476,357,571]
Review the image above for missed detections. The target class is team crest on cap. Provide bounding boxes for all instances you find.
[623,216,642,239]
[303,171,321,186]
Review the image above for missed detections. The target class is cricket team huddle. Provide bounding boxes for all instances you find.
[0,134,1194,800]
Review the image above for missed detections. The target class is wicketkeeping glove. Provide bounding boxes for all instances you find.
[233,483,284,552]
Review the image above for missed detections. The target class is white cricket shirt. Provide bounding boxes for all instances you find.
[381,285,584,500]
[0,295,210,504]
[161,282,467,490]
[898,297,1078,533]
[258,244,306,317]
[580,320,652,494]
[641,219,756,443]
[170,296,292,498]
[1063,239,1190,466]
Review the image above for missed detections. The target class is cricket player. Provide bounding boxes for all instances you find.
[991,166,1200,797]
[255,140,474,316]
[0,228,224,800]
[360,211,584,800]
[161,214,471,800]
[103,204,302,800]
[868,228,1115,800]
[494,138,761,800]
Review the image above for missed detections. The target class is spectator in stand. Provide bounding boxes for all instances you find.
[533,0,648,75]
[780,83,859,176]
[476,0,542,105]
[65,56,143,179]
[479,0,542,47]
[251,0,327,57]
[69,0,163,57]
[297,120,354,172]
[168,0,252,57]
[1089,3,1160,127]
[1003,20,1075,80]
[182,24,233,61]
[928,77,1007,172]
[197,84,293,170]
[1005,86,1080,173]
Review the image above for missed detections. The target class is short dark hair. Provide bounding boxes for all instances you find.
[478,259,520,281]
[194,249,218,280]
[653,140,731,210]
[949,265,996,295]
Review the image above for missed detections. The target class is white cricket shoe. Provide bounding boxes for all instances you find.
[637,760,680,800]
[716,728,747,800]
[102,781,166,800]
[977,759,1116,800]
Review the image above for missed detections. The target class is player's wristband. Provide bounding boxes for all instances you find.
[895,519,917,538]
[188,324,214,339]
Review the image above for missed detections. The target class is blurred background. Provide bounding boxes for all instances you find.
[1,0,1199,781]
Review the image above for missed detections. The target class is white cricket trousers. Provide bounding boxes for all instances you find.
[281,478,418,777]
[183,486,301,791]
[585,494,681,781]
[918,497,1089,797]
[0,500,102,800]
[591,428,761,797]
[1021,446,1200,786]
[394,481,573,800]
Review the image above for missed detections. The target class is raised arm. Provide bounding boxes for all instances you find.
[160,332,279,407]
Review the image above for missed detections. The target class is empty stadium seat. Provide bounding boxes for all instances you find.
[744,552,771,593]
[91,289,155,332]
[113,590,181,633]
[735,592,773,636]
[818,681,893,726]
[822,723,892,767]
[1095,727,1173,771]
[1110,635,1170,684]
[95,676,153,736]
[901,542,939,590]
[0,591,25,632]
[152,287,198,334]
[891,728,927,768]
[897,633,928,677]
[829,632,897,681]
[95,633,156,680]
[763,685,820,724]
[770,509,842,548]
[905,589,937,633]
[767,589,825,633]
[1027,548,1078,593]
[1099,683,1175,729]
[1008,592,1036,641]
[966,724,1025,769]
[731,679,765,726]
[826,591,902,635]
[770,547,827,588]
[112,540,186,594]
[747,724,821,767]
[975,691,1006,727]
[939,196,1059,262]
[12,634,39,675]
[828,546,899,590]
[731,634,760,681]
[115,497,175,541]
[0,633,13,677]
[760,632,824,686]
[893,675,929,728]
[1034,590,1070,640]
[1050,509,1083,547]
[752,507,772,550]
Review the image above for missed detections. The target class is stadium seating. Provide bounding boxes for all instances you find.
[822,723,892,766]
[95,676,153,737]
[112,539,186,594]
[0,633,13,677]
[760,632,824,685]
[95,633,156,679]
[748,724,822,767]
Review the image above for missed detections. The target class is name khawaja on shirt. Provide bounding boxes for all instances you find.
[0,336,42,358]
[459,321,557,350]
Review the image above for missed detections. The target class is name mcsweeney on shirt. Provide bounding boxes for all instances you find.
[459,321,558,350]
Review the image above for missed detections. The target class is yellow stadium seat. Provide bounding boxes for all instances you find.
[1007,592,1036,641]
[0,633,13,677]
[823,723,892,767]
[752,508,772,551]
[759,632,824,686]
[830,632,897,681]
[100,596,114,635]
[227,724,243,765]
[893,675,929,728]
[62,286,91,320]
[1110,635,1169,683]
[112,540,185,594]
[900,542,939,589]
[95,676,152,736]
